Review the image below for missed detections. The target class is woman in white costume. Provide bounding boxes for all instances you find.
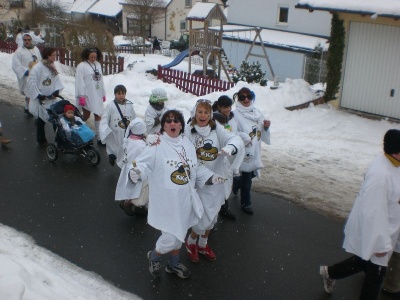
[144,88,169,134]
[232,87,271,215]
[185,99,244,263]
[132,109,224,279]
[26,47,64,146]
[75,47,106,144]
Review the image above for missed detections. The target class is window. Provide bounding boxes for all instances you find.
[10,0,25,8]
[278,6,289,25]
[180,20,186,31]
[185,0,192,7]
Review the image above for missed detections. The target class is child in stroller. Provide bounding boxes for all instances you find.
[45,100,100,165]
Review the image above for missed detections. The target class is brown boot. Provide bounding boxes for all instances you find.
[0,136,11,145]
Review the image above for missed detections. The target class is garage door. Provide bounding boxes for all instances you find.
[341,22,400,119]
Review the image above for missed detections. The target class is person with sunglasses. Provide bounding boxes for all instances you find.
[185,99,244,262]
[12,32,42,116]
[232,87,271,215]
[75,47,106,145]
[131,110,224,279]
[144,87,169,134]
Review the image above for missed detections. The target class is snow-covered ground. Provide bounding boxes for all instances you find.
[1,50,400,299]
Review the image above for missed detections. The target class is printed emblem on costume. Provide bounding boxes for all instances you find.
[42,77,51,86]
[170,162,191,185]
[249,126,261,141]
[92,71,101,82]
[196,139,218,161]
[243,151,254,163]
[224,124,232,131]
[117,116,130,129]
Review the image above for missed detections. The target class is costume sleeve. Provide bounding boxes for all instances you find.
[135,144,157,180]
[144,106,156,132]
[25,64,41,100]
[75,63,86,98]
[99,104,113,141]
[12,51,28,79]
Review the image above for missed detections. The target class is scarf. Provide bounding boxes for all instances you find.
[42,59,58,76]
[236,101,261,123]
[23,44,35,50]
[163,132,183,145]
[385,153,400,167]
[194,124,211,137]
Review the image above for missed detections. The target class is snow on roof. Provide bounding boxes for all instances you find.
[297,0,400,17]
[88,0,122,17]
[70,0,98,14]
[119,0,172,6]
[213,24,329,52]
[187,2,217,20]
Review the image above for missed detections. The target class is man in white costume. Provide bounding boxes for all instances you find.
[12,32,42,115]
[132,109,225,279]
[99,85,136,167]
[319,129,400,300]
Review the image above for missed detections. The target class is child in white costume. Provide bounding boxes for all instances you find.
[144,88,169,134]
[99,85,136,167]
[115,117,148,216]
[132,110,225,279]
[185,99,244,263]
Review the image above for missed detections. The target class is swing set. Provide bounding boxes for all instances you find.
[186,3,274,82]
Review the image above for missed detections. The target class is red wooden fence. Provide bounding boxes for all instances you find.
[0,40,124,75]
[157,65,235,96]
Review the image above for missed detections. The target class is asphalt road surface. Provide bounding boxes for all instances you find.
[0,102,392,300]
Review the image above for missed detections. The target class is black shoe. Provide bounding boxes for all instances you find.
[232,186,239,195]
[382,288,400,299]
[241,206,254,215]
[97,139,105,146]
[133,205,148,216]
[119,201,135,216]
[219,208,236,220]
[24,108,33,117]
[108,154,116,166]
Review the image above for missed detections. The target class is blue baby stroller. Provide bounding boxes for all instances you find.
[45,99,101,165]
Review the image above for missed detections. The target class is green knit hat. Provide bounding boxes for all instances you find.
[149,88,168,103]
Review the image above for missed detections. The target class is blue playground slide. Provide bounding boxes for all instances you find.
[162,49,190,68]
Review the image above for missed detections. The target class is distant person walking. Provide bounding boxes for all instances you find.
[152,36,160,54]
[319,129,400,300]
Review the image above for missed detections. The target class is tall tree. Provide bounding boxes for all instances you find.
[124,0,168,55]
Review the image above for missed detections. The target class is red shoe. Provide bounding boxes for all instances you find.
[185,241,199,263]
[197,244,216,261]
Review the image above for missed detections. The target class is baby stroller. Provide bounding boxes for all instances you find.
[45,99,101,165]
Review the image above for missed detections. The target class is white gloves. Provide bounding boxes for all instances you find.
[146,134,160,146]
[129,168,141,183]
[211,174,227,184]
[220,144,236,156]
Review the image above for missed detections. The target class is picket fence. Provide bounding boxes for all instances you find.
[157,65,235,96]
[0,40,124,75]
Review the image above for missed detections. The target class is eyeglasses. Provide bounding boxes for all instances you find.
[238,94,253,101]
[23,39,32,41]
[165,118,180,124]
[196,99,212,104]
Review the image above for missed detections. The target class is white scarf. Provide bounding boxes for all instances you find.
[194,124,211,137]
[236,102,260,123]
[163,133,183,145]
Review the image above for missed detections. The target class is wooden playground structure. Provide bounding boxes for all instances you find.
[186,3,275,82]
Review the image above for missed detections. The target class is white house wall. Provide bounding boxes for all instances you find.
[341,21,400,119]
[228,0,331,37]
[221,40,305,81]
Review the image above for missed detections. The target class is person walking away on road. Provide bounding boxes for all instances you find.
[185,99,244,263]
[132,109,225,279]
[144,88,169,134]
[212,95,241,221]
[75,47,106,145]
[99,85,136,167]
[116,117,149,217]
[0,120,11,146]
[232,87,271,215]
[319,129,400,300]
[26,47,64,147]
[12,32,41,116]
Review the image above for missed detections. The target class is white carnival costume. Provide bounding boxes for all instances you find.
[26,62,64,121]
[144,105,169,134]
[12,45,41,95]
[75,61,106,116]
[185,122,244,231]
[136,133,214,242]
[99,100,136,166]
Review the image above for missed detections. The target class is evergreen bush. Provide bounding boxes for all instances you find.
[232,61,268,86]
